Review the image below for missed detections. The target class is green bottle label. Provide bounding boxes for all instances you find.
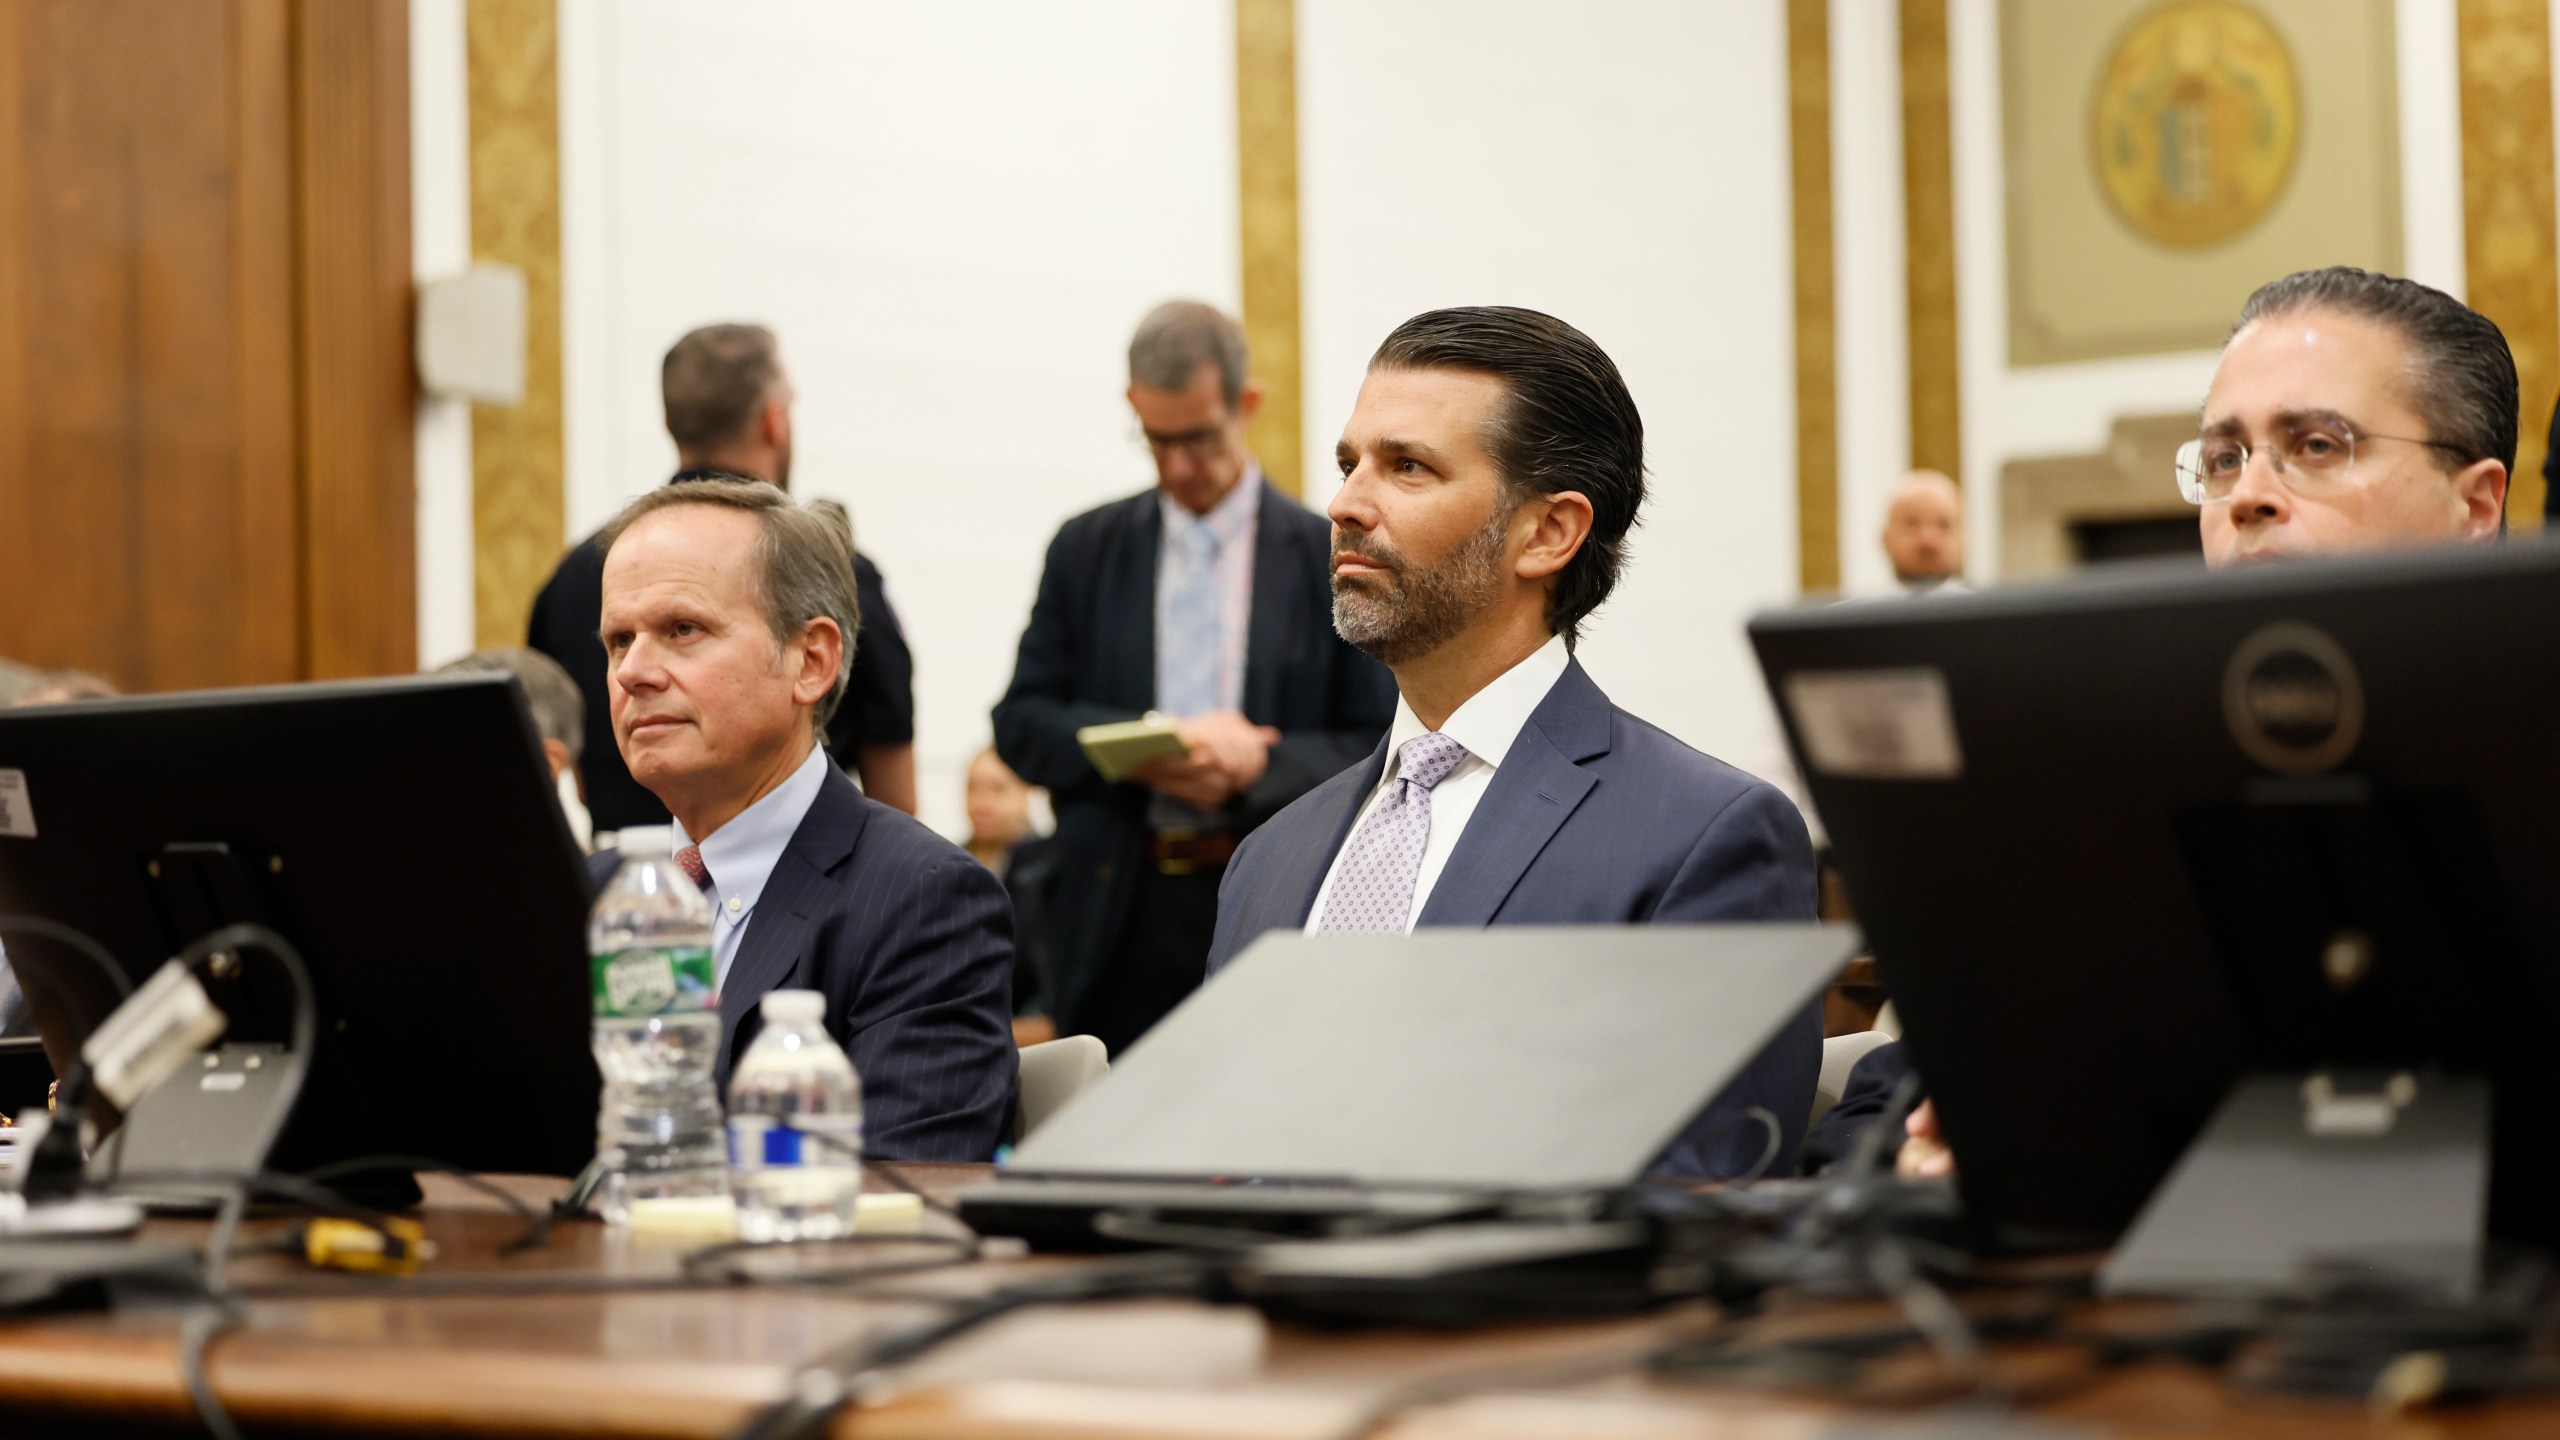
[592,945,716,1017]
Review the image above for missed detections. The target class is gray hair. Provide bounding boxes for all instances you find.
[1128,300,1249,407]
[2230,267,2519,481]
[0,658,47,707]
[437,647,585,762]
[662,323,784,453]
[599,477,859,731]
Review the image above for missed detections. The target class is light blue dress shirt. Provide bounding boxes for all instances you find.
[1150,468,1261,830]
[672,742,832,993]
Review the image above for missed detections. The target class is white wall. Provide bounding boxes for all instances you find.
[557,0,1241,836]
[1830,0,1910,597]
[411,0,475,669]
[1299,0,1802,765]
[1829,0,2471,583]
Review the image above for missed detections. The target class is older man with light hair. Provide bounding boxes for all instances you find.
[595,479,1015,1161]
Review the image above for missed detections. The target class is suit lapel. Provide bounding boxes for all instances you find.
[1119,494,1166,711]
[1242,484,1302,721]
[1415,659,1613,926]
[715,768,872,1073]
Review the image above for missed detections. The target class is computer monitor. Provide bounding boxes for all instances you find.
[0,674,598,1190]
[1750,541,2560,1288]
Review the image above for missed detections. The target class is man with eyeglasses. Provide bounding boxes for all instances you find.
[993,301,1394,1056]
[1815,266,2518,1181]
[2183,266,2511,564]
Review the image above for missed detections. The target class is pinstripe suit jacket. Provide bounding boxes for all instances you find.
[589,767,1018,1162]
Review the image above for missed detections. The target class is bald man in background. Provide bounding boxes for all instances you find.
[1878,470,1968,595]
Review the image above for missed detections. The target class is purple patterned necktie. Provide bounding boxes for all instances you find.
[675,843,716,897]
[1315,732,1472,933]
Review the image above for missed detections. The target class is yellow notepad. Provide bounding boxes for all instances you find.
[1077,713,1190,782]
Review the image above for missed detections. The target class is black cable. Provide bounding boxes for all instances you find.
[1327,1322,1725,1440]
[724,1250,1225,1440]
[1731,1105,1784,1186]
[0,915,134,1193]
[180,1299,247,1440]
[229,1251,991,1303]
[172,924,316,1183]
[859,1155,978,1235]
[296,1152,563,1256]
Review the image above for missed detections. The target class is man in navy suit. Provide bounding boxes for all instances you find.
[994,302,1395,1057]
[1205,306,1822,1179]
[596,478,1014,1162]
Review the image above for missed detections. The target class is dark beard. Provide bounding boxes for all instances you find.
[1330,506,1512,665]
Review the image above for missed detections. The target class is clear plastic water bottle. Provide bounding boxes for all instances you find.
[588,825,728,1225]
[727,989,864,1243]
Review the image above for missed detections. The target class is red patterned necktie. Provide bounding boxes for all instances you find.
[675,843,715,896]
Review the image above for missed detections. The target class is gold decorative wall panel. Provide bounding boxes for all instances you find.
[2003,0,2400,365]
[1235,0,1304,499]
[467,0,565,646]
[2458,0,2557,529]
[1901,0,1960,483]
[1790,0,1839,592]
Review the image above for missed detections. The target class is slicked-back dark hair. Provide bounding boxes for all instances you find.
[662,323,783,452]
[2231,267,2518,481]
[1369,306,1645,645]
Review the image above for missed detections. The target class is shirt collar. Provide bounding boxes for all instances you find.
[673,743,831,916]
[1382,633,1573,776]
[1157,464,1262,549]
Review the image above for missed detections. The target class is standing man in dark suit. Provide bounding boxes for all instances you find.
[594,478,1014,1161]
[529,324,920,832]
[1205,306,1822,1179]
[994,302,1395,1057]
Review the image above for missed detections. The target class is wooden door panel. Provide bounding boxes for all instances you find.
[0,0,300,691]
[0,0,410,694]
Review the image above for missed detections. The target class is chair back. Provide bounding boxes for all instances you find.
[1811,1029,1897,1127]
[1014,1034,1110,1142]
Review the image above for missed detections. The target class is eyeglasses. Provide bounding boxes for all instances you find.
[1130,424,1233,462]
[2175,421,2473,505]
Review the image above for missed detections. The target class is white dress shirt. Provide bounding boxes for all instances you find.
[673,742,832,991]
[1305,633,1572,933]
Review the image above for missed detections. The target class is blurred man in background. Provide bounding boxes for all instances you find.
[1878,470,1967,595]
[994,301,1394,1057]
[528,324,919,831]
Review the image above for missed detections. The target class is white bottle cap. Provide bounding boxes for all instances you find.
[759,989,825,1024]
[617,825,676,855]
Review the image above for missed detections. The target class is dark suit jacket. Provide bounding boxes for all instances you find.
[990,483,1395,1029]
[1802,1039,1914,1174]
[587,767,1017,1162]
[1205,658,1824,1179]
[529,482,916,832]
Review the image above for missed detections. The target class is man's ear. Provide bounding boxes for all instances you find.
[1234,379,1265,428]
[791,617,846,709]
[762,394,791,452]
[1514,490,1595,582]
[2455,458,2508,539]
[539,737,573,784]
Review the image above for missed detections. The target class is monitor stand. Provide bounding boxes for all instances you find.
[2099,1069,2488,1301]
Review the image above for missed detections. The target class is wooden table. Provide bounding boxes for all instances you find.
[1,1167,2555,1439]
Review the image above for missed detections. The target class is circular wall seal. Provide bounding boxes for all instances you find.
[2089,0,2300,249]
[2222,622,2363,774]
